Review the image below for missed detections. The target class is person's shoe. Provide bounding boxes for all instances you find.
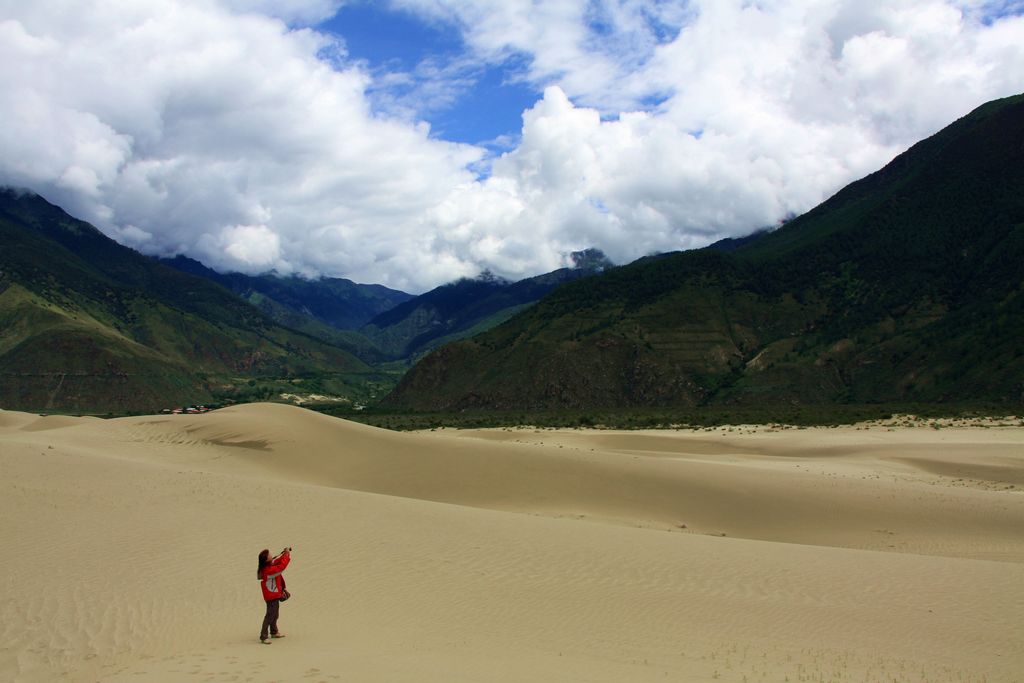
[260,638,272,644]
[271,633,285,638]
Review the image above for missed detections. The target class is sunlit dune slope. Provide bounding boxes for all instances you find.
[65,403,1024,559]
[2,403,1022,682]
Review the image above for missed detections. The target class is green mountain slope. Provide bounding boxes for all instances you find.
[159,253,407,335]
[361,249,613,361]
[0,190,372,413]
[385,94,1024,412]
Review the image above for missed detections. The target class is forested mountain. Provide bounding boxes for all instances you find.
[159,255,412,363]
[161,255,411,331]
[162,248,614,365]
[0,190,372,413]
[360,249,613,360]
[385,94,1024,411]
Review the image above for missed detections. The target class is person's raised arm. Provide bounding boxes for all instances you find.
[269,547,291,572]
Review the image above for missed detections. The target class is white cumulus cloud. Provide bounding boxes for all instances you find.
[0,0,482,291]
[0,0,1022,292]
[393,0,1024,272]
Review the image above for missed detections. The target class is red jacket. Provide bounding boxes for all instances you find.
[259,553,290,601]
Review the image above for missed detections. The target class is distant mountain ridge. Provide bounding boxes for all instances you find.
[385,93,1024,411]
[158,255,412,363]
[361,249,614,360]
[0,189,372,413]
[0,187,623,413]
[160,255,412,331]
[160,248,616,366]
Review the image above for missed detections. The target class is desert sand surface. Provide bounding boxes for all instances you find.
[1,404,1021,682]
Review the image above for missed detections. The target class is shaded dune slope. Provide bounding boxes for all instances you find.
[90,404,1024,560]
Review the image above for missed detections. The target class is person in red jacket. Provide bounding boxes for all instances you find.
[258,547,291,643]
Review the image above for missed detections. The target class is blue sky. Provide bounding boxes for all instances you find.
[314,1,693,147]
[977,0,1024,22]
[2,1,1024,291]
[317,0,1024,149]
[318,4,540,146]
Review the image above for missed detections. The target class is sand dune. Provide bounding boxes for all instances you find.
[1,404,1022,682]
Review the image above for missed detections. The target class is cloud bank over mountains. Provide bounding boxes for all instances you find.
[1,0,1022,292]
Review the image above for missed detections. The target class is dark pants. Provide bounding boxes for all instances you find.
[260,599,280,640]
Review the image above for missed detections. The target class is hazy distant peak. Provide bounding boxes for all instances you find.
[0,186,39,199]
[469,270,511,285]
[569,248,614,272]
